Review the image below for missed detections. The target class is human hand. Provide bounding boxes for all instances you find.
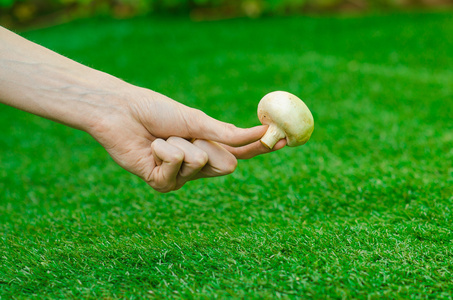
[0,26,285,192]
[89,88,286,192]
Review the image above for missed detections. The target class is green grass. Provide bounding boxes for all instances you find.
[1,12,453,299]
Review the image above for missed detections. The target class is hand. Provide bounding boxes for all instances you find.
[89,88,286,192]
[0,26,285,192]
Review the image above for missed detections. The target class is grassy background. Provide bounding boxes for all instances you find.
[1,12,453,298]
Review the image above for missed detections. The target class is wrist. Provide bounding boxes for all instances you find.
[83,75,140,136]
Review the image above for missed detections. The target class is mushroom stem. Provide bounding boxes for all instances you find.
[260,124,286,149]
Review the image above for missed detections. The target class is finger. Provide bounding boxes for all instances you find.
[220,138,286,160]
[191,139,238,179]
[166,136,208,180]
[187,109,268,147]
[149,138,184,192]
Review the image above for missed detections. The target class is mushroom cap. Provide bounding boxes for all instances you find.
[258,91,314,147]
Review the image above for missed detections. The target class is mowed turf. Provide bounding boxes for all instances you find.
[1,12,453,299]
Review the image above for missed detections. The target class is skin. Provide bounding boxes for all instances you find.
[0,26,286,193]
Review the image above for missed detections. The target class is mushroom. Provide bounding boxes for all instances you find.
[257,91,314,149]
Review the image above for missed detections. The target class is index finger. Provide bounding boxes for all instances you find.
[220,138,286,160]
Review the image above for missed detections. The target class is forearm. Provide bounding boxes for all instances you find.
[0,26,132,132]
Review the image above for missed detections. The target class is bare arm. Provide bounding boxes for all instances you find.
[0,26,285,192]
[0,26,131,131]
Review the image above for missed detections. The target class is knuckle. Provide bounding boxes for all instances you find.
[173,184,184,191]
[149,181,176,193]
[187,109,207,133]
[150,138,162,150]
[192,139,205,147]
[155,188,172,194]
[166,136,178,143]
[143,171,154,184]
[194,108,207,120]
[147,174,178,193]
[168,150,184,164]
[191,152,209,167]
[223,123,237,141]
[221,157,238,175]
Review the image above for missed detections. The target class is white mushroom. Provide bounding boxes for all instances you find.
[257,91,314,149]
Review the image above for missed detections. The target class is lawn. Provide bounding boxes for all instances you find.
[1,12,453,299]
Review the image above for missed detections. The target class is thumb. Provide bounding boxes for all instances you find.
[190,110,267,147]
